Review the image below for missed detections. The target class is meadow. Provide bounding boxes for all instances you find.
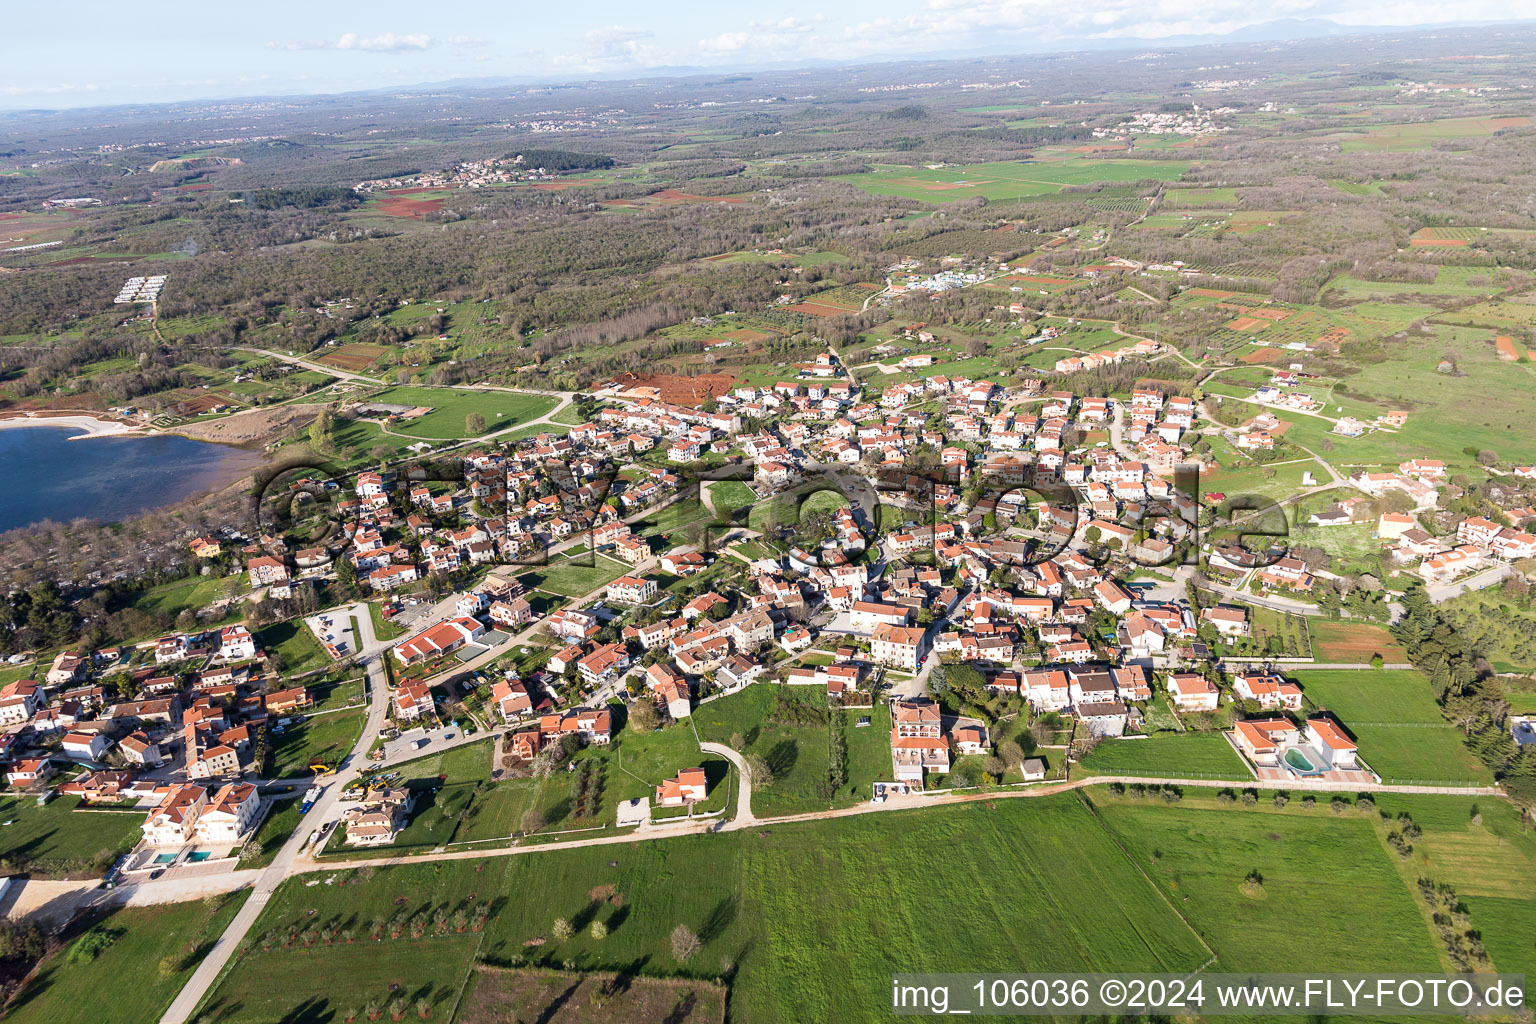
[1278,326,1536,469]
[1092,796,1445,972]
[364,386,557,440]
[834,159,1190,203]
[1288,669,1493,784]
[1077,732,1249,779]
[692,687,891,815]
[515,554,632,598]
[6,893,249,1024]
[203,796,1213,1023]
[266,706,367,777]
[0,796,144,877]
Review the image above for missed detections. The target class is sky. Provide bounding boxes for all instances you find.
[3,0,1534,109]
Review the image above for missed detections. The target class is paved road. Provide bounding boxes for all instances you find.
[274,767,1500,878]
[159,652,392,1024]
[1428,562,1512,603]
[700,742,756,826]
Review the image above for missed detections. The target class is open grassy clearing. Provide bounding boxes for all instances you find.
[693,687,890,815]
[0,796,143,878]
[1092,795,1444,971]
[1077,732,1249,779]
[6,893,249,1024]
[361,386,556,440]
[255,619,333,676]
[1306,619,1409,664]
[1290,669,1442,722]
[209,795,1211,1023]
[129,572,242,620]
[834,158,1190,203]
[515,555,631,598]
[1280,326,1536,469]
[267,707,366,777]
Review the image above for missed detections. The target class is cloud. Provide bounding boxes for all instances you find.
[1,82,100,96]
[268,32,438,54]
[551,25,661,70]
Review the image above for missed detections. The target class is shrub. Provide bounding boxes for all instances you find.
[552,917,574,941]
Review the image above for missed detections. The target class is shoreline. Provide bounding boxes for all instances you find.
[0,413,152,439]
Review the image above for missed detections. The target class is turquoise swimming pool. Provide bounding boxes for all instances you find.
[152,853,177,864]
[1285,747,1324,775]
[187,851,212,862]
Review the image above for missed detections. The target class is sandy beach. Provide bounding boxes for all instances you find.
[0,412,151,439]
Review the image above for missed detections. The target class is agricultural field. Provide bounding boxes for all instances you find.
[208,796,1213,1023]
[1077,732,1249,778]
[1322,115,1532,152]
[1093,795,1447,971]
[1278,326,1536,469]
[834,159,1190,203]
[1306,619,1409,664]
[1322,265,1505,302]
[1161,186,1240,206]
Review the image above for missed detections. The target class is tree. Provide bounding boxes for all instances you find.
[552,917,574,941]
[335,556,358,594]
[670,923,701,961]
[466,413,486,435]
[520,807,547,833]
[628,699,660,733]
[590,920,608,940]
[309,408,335,452]
[745,753,774,787]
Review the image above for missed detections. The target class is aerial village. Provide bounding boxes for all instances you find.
[2,320,1534,866]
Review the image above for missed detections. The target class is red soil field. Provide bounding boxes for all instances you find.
[1495,335,1520,360]
[606,371,737,407]
[1409,237,1469,247]
[1225,317,1268,332]
[373,188,448,219]
[1240,346,1285,364]
[787,301,854,317]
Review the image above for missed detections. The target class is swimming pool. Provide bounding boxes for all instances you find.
[1284,747,1324,775]
[187,851,212,862]
[152,853,177,864]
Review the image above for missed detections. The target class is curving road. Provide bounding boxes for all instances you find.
[700,741,756,827]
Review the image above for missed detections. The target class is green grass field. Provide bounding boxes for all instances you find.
[707,479,757,517]
[130,573,242,621]
[0,797,144,878]
[255,619,332,676]
[1277,326,1536,469]
[1287,670,1492,784]
[364,386,557,440]
[204,795,1211,1022]
[515,555,630,598]
[1092,796,1443,972]
[267,707,366,777]
[693,687,890,815]
[1078,732,1249,779]
[834,158,1190,203]
[6,893,249,1024]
